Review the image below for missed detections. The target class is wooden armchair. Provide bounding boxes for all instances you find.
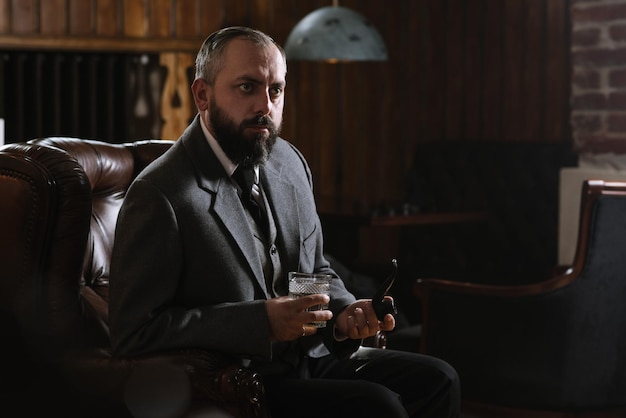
[414,179,626,418]
[0,137,267,417]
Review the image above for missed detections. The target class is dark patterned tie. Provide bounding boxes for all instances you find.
[233,166,267,233]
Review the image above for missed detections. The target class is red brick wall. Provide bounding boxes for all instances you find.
[572,0,626,154]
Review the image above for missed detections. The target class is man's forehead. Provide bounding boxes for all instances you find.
[219,39,286,81]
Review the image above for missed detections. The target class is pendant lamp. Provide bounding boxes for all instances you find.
[284,2,388,63]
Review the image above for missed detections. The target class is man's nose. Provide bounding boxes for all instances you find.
[254,90,272,115]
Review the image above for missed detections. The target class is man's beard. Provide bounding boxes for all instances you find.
[209,97,280,167]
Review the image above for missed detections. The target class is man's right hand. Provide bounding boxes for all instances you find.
[265,295,332,341]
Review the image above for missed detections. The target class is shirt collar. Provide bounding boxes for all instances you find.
[199,113,259,183]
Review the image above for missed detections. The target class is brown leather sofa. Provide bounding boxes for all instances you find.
[0,137,267,417]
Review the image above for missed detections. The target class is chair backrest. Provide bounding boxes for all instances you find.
[559,179,626,404]
[416,179,626,409]
[570,179,626,278]
[0,137,173,358]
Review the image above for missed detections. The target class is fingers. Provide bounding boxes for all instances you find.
[299,324,315,338]
[265,296,333,341]
[380,312,396,331]
[345,307,379,339]
[336,300,397,340]
[292,293,330,310]
[292,294,333,332]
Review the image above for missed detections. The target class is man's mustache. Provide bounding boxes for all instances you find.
[241,116,275,130]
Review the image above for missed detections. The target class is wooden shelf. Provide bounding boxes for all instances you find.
[0,35,202,53]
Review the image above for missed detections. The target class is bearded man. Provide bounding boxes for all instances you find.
[109,26,460,418]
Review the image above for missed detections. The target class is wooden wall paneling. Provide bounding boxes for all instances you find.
[411,0,434,144]
[159,52,195,140]
[150,0,172,37]
[481,0,504,141]
[398,2,421,172]
[278,3,306,159]
[198,0,224,37]
[272,0,296,46]
[41,0,67,35]
[378,0,410,202]
[175,0,198,38]
[285,63,317,184]
[96,0,119,36]
[0,0,575,206]
[0,0,9,32]
[11,0,37,33]
[250,0,273,34]
[285,0,330,207]
[545,0,570,142]
[464,0,484,140]
[408,0,426,155]
[280,62,297,152]
[522,0,545,141]
[124,0,147,37]
[444,0,466,141]
[335,0,366,205]
[361,0,407,264]
[279,0,295,149]
[423,0,447,143]
[69,0,92,35]
[222,0,250,27]
[317,63,342,207]
[340,61,367,205]
[502,0,525,141]
[346,0,397,267]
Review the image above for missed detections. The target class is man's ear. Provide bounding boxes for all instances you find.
[191,78,210,111]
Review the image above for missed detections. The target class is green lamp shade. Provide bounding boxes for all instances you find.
[284,6,388,62]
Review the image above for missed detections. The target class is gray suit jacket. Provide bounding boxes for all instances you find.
[109,115,358,366]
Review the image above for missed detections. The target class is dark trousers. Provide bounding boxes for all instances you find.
[263,347,460,418]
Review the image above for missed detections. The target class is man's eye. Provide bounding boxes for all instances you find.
[240,84,252,92]
[270,87,283,97]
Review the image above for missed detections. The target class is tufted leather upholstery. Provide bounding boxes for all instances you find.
[414,180,626,417]
[0,137,267,417]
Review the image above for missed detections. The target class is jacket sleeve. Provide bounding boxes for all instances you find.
[109,178,273,360]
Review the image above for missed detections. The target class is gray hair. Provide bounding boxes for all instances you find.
[194,26,286,84]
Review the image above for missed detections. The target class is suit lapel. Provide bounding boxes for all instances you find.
[213,190,268,292]
[181,117,268,295]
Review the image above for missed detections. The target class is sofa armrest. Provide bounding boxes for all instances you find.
[59,347,268,418]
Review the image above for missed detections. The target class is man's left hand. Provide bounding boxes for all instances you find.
[334,298,395,341]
